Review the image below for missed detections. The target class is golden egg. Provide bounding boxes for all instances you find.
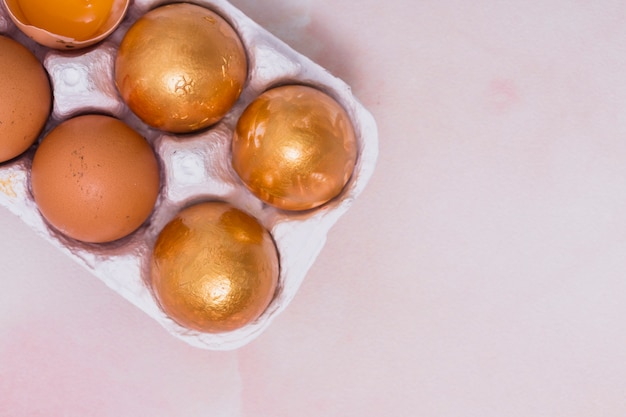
[0,35,51,163]
[3,0,129,49]
[150,202,279,333]
[232,85,358,211]
[30,115,161,243]
[115,3,247,133]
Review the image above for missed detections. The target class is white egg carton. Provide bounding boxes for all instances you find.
[0,0,378,350]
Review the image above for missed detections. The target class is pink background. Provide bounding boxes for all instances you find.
[3,0,626,415]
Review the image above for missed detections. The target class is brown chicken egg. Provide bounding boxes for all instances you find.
[232,85,358,211]
[30,114,161,243]
[0,35,51,163]
[150,202,279,333]
[115,2,248,133]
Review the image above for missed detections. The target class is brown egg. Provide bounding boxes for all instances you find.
[150,202,279,333]
[30,115,161,243]
[115,3,247,133]
[232,85,358,211]
[0,35,51,163]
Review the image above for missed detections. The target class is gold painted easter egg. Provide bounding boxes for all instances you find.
[232,85,357,211]
[150,202,279,333]
[114,3,247,133]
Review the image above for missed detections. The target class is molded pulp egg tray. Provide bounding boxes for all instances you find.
[0,0,378,350]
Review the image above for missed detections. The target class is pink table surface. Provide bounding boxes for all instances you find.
[3,0,626,416]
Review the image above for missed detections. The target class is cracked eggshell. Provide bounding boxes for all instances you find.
[0,0,379,350]
[2,0,129,49]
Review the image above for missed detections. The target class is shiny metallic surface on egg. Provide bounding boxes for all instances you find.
[150,202,279,334]
[114,2,247,133]
[231,84,358,211]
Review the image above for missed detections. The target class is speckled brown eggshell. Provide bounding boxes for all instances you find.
[30,114,161,243]
[0,35,51,163]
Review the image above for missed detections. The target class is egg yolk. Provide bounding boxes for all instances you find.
[17,0,114,41]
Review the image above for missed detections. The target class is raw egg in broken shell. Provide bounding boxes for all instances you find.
[2,0,129,49]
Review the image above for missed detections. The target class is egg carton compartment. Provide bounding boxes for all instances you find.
[0,0,378,350]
